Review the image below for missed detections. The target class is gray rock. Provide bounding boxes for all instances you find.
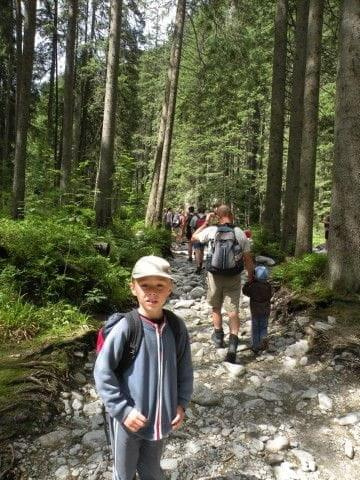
[38,428,70,447]
[274,462,300,480]
[173,299,195,309]
[344,439,355,459]
[83,400,103,416]
[73,372,87,385]
[81,429,106,449]
[334,412,360,425]
[318,392,333,411]
[313,321,334,331]
[266,435,290,453]
[292,449,317,472]
[160,458,178,471]
[192,384,222,406]
[189,286,206,299]
[54,465,71,479]
[285,340,310,358]
[223,362,246,378]
[243,399,266,411]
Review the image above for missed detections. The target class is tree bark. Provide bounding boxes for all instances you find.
[60,0,78,195]
[95,0,123,227]
[262,0,288,239]
[295,0,324,256]
[146,0,186,227]
[328,0,360,292]
[11,0,36,219]
[15,0,22,131]
[281,0,309,253]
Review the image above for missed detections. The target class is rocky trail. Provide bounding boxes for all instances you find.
[7,248,360,480]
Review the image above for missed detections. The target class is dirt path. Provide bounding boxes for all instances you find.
[9,248,360,479]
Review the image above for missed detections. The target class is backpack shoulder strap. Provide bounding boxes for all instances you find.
[163,308,183,362]
[113,309,143,373]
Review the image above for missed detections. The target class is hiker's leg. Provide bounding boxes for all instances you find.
[187,239,193,260]
[251,316,261,350]
[224,274,241,336]
[207,273,224,347]
[109,418,139,480]
[258,315,269,344]
[137,439,165,480]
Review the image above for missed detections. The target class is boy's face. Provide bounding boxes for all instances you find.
[130,275,173,318]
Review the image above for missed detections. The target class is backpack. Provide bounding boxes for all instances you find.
[195,216,206,229]
[206,225,244,276]
[96,308,182,373]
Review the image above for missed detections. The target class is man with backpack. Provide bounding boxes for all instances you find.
[192,204,254,363]
[94,255,193,480]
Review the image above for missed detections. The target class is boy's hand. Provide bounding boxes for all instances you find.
[123,408,148,432]
[171,405,185,431]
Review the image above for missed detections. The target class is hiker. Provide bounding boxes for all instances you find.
[184,206,196,261]
[190,206,207,274]
[172,210,182,243]
[163,208,173,230]
[192,204,254,363]
[94,255,193,480]
[242,265,272,354]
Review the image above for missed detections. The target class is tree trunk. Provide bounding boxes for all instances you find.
[247,102,261,225]
[281,0,309,253]
[146,0,186,227]
[0,0,15,195]
[60,0,78,195]
[262,0,288,239]
[95,0,123,227]
[11,0,36,219]
[15,0,22,131]
[46,0,57,151]
[328,0,360,292]
[295,0,324,256]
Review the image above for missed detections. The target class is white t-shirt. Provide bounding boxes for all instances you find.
[196,225,251,253]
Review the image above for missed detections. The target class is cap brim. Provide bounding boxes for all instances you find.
[132,272,173,280]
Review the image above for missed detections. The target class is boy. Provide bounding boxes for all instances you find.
[242,265,272,353]
[94,255,193,480]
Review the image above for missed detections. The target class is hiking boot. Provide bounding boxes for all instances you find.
[225,334,239,363]
[211,329,224,348]
[187,256,193,262]
[195,266,202,274]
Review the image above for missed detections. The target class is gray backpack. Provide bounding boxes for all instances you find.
[206,225,243,276]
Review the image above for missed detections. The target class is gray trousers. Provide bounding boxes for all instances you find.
[109,417,165,480]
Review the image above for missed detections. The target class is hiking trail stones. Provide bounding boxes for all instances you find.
[10,247,360,479]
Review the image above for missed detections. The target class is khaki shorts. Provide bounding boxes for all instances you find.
[207,273,241,312]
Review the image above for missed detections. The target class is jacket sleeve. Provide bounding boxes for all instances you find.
[176,320,194,409]
[93,322,134,422]
[242,281,251,297]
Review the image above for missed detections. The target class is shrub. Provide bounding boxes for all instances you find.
[251,226,286,262]
[271,253,328,291]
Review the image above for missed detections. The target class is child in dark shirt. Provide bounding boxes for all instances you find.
[242,265,272,353]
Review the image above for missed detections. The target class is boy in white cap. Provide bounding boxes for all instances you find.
[242,265,272,353]
[94,255,193,480]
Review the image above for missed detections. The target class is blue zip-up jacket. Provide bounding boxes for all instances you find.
[94,310,193,441]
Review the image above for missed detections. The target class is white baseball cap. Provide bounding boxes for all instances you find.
[132,255,173,280]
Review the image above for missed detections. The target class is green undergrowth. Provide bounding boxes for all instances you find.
[251,226,286,263]
[0,210,171,436]
[271,253,334,304]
